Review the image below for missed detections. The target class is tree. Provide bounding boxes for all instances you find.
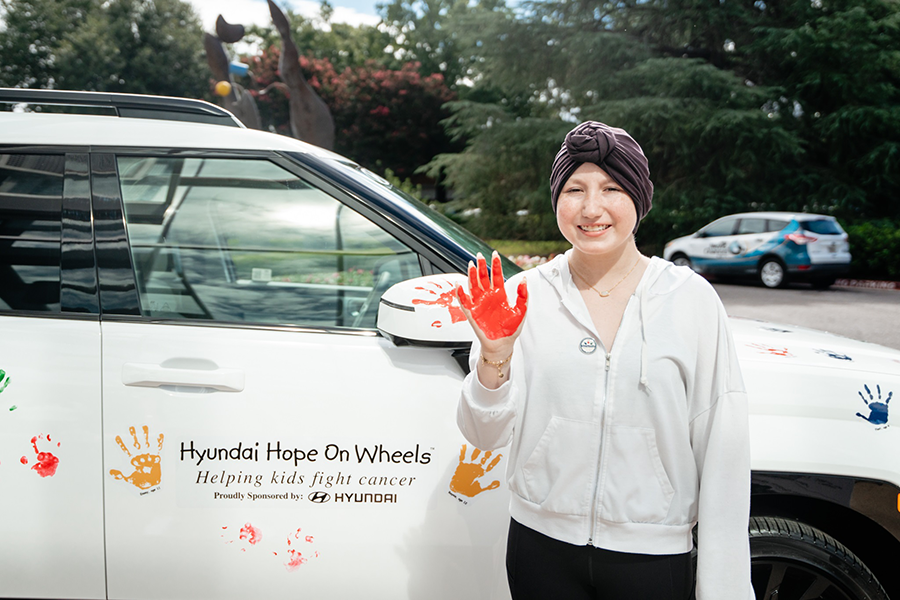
[0,0,208,98]
[422,0,900,248]
[377,0,511,89]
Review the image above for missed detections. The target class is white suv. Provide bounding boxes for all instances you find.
[664,211,851,288]
[1,90,898,600]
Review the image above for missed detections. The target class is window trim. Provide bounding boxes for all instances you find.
[0,148,100,318]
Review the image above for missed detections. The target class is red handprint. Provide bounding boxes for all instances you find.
[21,434,60,478]
[456,252,527,340]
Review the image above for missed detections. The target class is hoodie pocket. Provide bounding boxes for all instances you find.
[601,426,675,524]
[516,417,594,516]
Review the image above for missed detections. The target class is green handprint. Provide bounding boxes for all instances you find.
[0,369,10,394]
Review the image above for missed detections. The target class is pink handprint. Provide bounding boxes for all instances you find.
[457,252,527,340]
[283,527,319,571]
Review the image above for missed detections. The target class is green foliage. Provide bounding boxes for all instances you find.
[382,168,423,197]
[844,219,900,280]
[423,102,571,239]
[0,0,207,97]
[421,0,900,252]
[487,239,570,257]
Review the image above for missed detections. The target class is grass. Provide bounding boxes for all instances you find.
[488,239,572,257]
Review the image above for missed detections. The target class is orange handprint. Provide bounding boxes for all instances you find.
[456,252,527,340]
[450,444,502,498]
[109,425,164,490]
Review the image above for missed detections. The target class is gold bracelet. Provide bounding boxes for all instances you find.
[480,353,513,379]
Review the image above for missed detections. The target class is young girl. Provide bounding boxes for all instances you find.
[456,121,753,599]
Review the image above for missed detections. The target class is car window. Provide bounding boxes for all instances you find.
[701,217,737,237]
[766,219,789,232]
[117,156,422,328]
[800,219,842,235]
[306,154,523,276]
[737,218,767,235]
[0,153,64,312]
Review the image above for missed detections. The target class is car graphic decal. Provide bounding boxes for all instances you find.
[448,444,502,505]
[20,433,60,477]
[746,343,794,357]
[109,425,165,493]
[856,384,892,429]
[815,349,853,361]
[690,220,811,270]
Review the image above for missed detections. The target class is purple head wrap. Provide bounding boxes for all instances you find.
[550,121,653,233]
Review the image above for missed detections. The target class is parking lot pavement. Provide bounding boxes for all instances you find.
[712,282,900,351]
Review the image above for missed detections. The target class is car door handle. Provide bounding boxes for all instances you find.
[122,360,244,392]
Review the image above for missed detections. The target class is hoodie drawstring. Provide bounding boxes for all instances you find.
[639,280,651,393]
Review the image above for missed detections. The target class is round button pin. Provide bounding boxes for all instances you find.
[580,338,597,354]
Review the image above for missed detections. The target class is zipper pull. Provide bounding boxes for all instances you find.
[605,353,611,372]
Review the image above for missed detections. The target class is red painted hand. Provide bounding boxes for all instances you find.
[456,252,527,341]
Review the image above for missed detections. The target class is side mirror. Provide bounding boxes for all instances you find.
[377,274,475,348]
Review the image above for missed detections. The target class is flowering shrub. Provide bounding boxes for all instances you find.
[245,48,455,177]
[508,254,557,270]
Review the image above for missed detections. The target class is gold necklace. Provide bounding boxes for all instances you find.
[569,256,642,298]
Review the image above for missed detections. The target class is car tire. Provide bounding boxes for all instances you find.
[671,253,693,270]
[749,516,888,600]
[758,258,787,288]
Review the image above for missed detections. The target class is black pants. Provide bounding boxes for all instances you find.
[506,519,694,600]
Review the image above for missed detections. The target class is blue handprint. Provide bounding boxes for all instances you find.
[855,384,892,429]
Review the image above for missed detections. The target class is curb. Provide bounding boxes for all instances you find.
[834,279,900,291]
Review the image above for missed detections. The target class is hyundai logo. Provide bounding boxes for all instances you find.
[309,491,330,503]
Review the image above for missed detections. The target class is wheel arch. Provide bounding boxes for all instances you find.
[756,253,786,269]
[751,472,900,599]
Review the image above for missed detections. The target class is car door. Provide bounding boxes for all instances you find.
[685,216,739,274]
[730,217,771,275]
[0,152,105,599]
[97,152,511,600]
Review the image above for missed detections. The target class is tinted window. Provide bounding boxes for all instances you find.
[801,219,842,235]
[766,219,789,232]
[737,218,766,235]
[0,154,63,312]
[701,218,737,237]
[118,156,422,328]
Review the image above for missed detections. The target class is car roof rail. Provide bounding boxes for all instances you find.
[0,88,245,128]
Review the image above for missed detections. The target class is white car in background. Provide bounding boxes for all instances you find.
[0,90,898,600]
[663,211,851,288]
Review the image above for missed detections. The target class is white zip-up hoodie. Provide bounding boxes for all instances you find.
[458,254,752,600]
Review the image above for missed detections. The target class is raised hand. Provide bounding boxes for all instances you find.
[456,251,527,341]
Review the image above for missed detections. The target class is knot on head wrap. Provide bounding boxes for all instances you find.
[550,121,653,233]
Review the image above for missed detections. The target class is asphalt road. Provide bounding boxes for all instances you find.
[712,282,900,351]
